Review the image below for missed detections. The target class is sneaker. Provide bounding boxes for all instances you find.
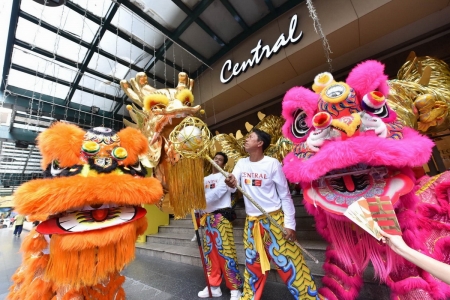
[191,235,197,242]
[230,289,241,300]
[198,286,222,298]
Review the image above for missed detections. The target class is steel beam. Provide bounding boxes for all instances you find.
[123,0,211,73]
[64,1,122,105]
[121,0,207,63]
[14,39,121,85]
[172,0,225,47]
[143,0,214,73]
[1,0,21,91]
[65,1,155,54]
[18,10,167,85]
[66,1,186,76]
[11,64,121,102]
[220,0,248,30]
[264,0,275,12]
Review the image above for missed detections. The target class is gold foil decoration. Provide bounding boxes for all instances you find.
[209,113,292,170]
[387,52,450,133]
[120,72,204,215]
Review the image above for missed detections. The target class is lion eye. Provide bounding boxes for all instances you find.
[291,109,310,138]
[111,147,128,160]
[81,141,100,156]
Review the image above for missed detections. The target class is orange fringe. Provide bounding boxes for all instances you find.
[8,220,144,299]
[45,221,142,289]
[20,228,48,253]
[57,272,125,300]
[13,175,163,220]
[8,248,52,300]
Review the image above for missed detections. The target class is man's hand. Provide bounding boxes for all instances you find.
[283,228,296,243]
[225,174,237,188]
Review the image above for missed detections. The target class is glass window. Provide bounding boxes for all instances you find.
[20,0,99,43]
[6,69,70,100]
[79,73,123,98]
[70,0,112,18]
[12,47,78,83]
[99,31,148,66]
[131,0,187,31]
[71,90,115,112]
[111,6,165,49]
[88,52,131,79]
[16,18,88,63]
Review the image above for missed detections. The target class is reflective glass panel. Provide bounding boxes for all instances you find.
[20,0,99,43]
[16,18,88,63]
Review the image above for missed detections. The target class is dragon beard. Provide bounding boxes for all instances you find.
[45,218,146,289]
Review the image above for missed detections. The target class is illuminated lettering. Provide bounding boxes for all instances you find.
[220,14,303,84]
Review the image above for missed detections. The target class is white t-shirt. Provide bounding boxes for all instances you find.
[232,156,296,230]
[204,172,235,213]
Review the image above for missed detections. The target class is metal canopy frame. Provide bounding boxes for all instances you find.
[0,0,302,195]
[64,0,122,105]
[2,0,302,121]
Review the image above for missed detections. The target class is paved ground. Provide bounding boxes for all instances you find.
[0,227,296,300]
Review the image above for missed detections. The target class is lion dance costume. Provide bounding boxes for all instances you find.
[8,123,163,299]
[281,60,450,299]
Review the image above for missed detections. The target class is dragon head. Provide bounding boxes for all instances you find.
[282,60,434,215]
[120,72,202,167]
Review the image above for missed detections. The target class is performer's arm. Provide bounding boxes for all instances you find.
[272,162,296,233]
[225,161,242,189]
[381,230,450,285]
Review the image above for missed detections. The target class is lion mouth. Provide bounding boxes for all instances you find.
[37,205,146,235]
[303,164,414,215]
[320,164,387,193]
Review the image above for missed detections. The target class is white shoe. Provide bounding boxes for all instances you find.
[198,286,222,298]
[230,289,241,300]
[191,235,197,242]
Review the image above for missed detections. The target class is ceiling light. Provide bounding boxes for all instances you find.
[90,106,100,114]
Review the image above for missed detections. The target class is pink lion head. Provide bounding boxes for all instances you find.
[282,60,434,215]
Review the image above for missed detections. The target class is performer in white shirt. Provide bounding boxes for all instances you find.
[226,129,322,300]
[197,152,243,300]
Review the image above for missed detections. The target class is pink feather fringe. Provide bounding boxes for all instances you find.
[283,128,434,183]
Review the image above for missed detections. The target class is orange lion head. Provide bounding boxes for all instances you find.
[10,122,163,297]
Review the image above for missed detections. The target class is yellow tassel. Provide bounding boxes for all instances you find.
[167,157,206,218]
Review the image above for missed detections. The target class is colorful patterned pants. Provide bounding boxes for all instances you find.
[241,210,322,300]
[202,213,243,290]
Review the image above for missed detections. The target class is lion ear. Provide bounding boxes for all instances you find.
[117,127,148,166]
[37,122,85,169]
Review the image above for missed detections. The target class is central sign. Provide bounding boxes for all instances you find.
[220,14,303,84]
